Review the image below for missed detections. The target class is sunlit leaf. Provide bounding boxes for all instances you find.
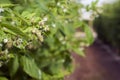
[0,4,14,7]
[84,25,94,44]
[20,56,41,80]
[10,55,19,77]
[73,48,85,57]
[0,23,30,41]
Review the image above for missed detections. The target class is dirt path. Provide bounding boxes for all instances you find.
[65,39,120,80]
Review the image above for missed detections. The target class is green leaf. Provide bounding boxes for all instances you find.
[10,55,19,77]
[84,25,94,44]
[13,11,30,25]
[20,56,41,80]
[0,77,8,80]
[73,48,85,57]
[0,4,14,7]
[0,22,29,41]
[0,0,11,4]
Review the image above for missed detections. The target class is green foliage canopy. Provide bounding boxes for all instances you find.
[0,0,94,80]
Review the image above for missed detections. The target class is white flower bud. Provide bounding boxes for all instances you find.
[11,21,16,25]
[32,28,37,34]
[63,9,67,12]
[3,38,8,43]
[44,25,49,31]
[18,38,23,43]
[59,37,64,41]
[4,49,8,54]
[52,23,56,28]
[3,27,7,30]
[43,17,48,22]
[79,47,84,51]
[61,5,64,9]
[57,2,61,6]
[0,8,4,13]
[62,41,66,44]
[0,43,3,47]
[39,21,45,26]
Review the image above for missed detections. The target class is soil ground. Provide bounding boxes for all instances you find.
[65,38,120,80]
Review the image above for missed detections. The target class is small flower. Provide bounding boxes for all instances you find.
[65,20,68,23]
[43,17,48,22]
[18,38,23,43]
[38,35,44,42]
[4,49,9,54]
[39,21,45,26]
[0,8,4,13]
[17,45,21,48]
[3,27,7,30]
[62,41,66,44]
[11,21,16,25]
[44,25,49,31]
[57,2,61,6]
[30,18,35,23]
[63,8,67,12]
[80,42,86,47]
[79,47,84,51]
[3,38,8,43]
[52,23,56,28]
[61,5,64,9]
[59,37,64,41]
[0,43,3,47]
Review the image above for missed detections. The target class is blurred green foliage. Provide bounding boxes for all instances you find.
[94,0,120,47]
[0,0,94,80]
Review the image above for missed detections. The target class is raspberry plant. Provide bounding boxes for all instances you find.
[0,0,94,80]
